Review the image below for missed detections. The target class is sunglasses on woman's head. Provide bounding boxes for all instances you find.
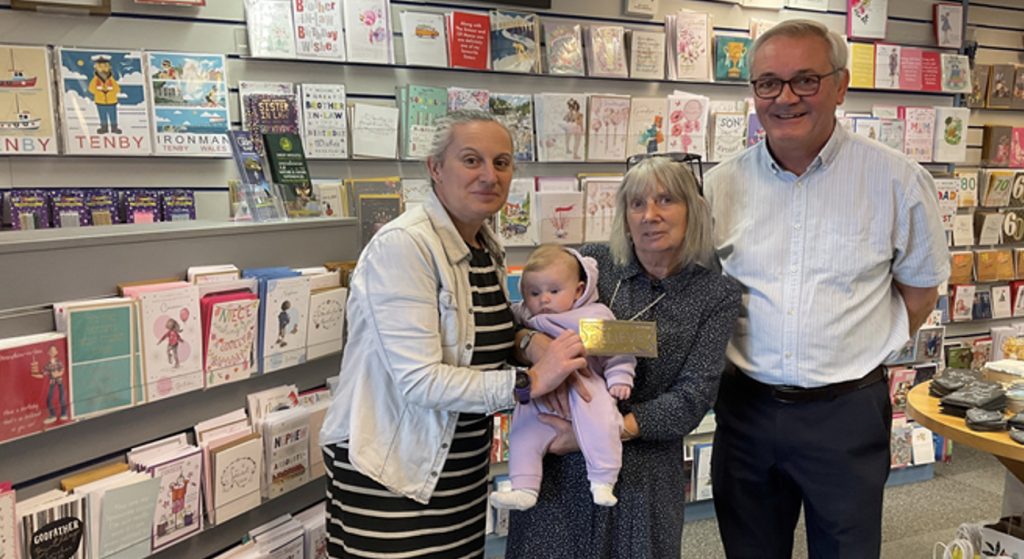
[625,152,704,197]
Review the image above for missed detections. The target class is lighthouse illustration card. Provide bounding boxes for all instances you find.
[0,44,58,155]
[146,51,230,156]
[58,48,153,156]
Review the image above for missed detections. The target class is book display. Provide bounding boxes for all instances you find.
[5,0,1022,556]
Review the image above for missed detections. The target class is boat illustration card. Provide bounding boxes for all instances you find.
[350,103,399,159]
[56,300,137,419]
[538,191,584,245]
[58,48,153,155]
[586,95,630,162]
[299,84,348,159]
[262,275,311,373]
[534,93,587,162]
[626,98,666,156]
[489,93,534,161]
[148,449,203,551]
[138,286,203,403]
[0,333,71,444]
[583,178,620,243]
[498,178,537,247]
[0,44,58,155]
[146,51,230,156]
[490,10,540,73]
[293,0,345,61]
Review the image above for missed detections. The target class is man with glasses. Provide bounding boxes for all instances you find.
[704,20,949,558]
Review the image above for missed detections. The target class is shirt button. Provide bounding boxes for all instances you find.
[796,181,803,188]
[794,223,801,230]
[787,309,794,315]
[430,471,438,477]
[785,352,793,358]
[465,343,473,351]
[441,443,449,449]
[790,266,798,273]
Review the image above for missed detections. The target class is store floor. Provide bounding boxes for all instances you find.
[681,444,1006,558]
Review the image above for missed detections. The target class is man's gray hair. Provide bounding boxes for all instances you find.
[748,19,848,74]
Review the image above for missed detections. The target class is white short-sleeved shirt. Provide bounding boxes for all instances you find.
[705,123,950,387]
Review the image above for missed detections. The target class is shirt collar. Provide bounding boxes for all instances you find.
[621,251,701,288]
[759,121,847,176]
[423,188,505,268]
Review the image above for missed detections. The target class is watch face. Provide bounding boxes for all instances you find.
[515,371,530,390]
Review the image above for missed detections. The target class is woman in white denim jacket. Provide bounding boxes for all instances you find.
[319,111,588,559]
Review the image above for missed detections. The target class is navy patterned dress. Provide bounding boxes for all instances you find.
[505,244,742,559]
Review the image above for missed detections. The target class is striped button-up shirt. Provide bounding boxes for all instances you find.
[705,123,950,387]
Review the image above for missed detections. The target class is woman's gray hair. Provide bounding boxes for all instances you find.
[426,110,514,186]
[748,19,848,74]
[609,157,714,271]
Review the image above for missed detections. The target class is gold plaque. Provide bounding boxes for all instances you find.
[579,319,657,357]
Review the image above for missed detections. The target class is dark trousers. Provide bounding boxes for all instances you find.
[711,370,892,559]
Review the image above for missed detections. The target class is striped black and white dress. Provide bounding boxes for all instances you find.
[325,244,515,559]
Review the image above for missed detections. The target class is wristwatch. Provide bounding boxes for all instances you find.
[514,367,532,405]
[519,329,538,352]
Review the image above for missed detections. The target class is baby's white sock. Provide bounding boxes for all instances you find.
[590,482,617,507]
[489,489,538,511]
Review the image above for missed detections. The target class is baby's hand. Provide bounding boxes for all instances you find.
[608,385,631,400]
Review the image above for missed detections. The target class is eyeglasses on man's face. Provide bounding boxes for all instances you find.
[749,68,842,100]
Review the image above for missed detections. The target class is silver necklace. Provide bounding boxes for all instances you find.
[609,279,666,322]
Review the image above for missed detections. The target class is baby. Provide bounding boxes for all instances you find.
[491,244,635,510]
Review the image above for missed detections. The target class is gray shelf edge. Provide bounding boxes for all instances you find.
[0,218,357,256]
[2,355,341,488]
[149,477,326,559]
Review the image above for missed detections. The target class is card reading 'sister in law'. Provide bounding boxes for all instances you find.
[579,319,657,357]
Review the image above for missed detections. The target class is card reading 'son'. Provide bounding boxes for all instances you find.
[579,319,657,357]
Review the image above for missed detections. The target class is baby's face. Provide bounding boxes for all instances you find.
[522,260,584,316]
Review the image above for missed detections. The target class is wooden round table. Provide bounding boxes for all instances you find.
[907,381,1024,483]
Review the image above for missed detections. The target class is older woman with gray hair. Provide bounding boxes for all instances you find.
[319,110,588,559]
[506,156,742,559]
